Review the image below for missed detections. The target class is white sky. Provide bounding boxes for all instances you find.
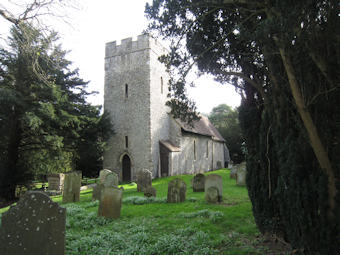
[1,0,241,114]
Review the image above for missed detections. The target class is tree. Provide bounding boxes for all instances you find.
[0,24,112,201]
[209,104,244,163]
[145,0,339,253]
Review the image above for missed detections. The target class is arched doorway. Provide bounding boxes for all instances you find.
[122,154,131,182]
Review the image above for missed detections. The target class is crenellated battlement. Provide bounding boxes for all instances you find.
[105,34,168,58]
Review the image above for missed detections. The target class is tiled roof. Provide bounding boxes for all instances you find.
[175,115,225,142]
[159,140,181,152]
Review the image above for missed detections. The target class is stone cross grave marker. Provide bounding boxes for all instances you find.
[0,191,66,255]
[62,171,81,203]
[192,173,205,192]
[205,174,223,203]
[167,178,186,203]
[98,186,123,219]
[137,169,152,192]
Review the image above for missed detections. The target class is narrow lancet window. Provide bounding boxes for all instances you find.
[125,136,128,148]
[125,84,128,98]
[194,140,197,160]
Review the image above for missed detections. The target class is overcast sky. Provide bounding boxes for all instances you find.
[1,0,241,114]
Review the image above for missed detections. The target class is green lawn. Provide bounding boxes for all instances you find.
[0,169,273,254]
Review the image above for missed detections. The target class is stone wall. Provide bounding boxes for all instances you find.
[149,37,170,178]
[104,35,153,180]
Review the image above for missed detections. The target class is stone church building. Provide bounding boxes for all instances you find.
[103,34,228,182]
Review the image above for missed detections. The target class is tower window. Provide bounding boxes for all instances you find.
[206,140,209,158]
[194,140,197,160]
[125,84,128,98]
[161,77,163,94]
[125,136,128,148]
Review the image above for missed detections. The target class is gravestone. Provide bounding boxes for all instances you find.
[92,170,119,201]
[137,169,152,192]
[47,173,65,191]
[92,183,103,201]
[236,166,247,186]
[205,174,223,203]
[62,171,81,203]
[144,186,156,197]
[192,173,205,192]
[230,167,237,179]
[98,186,123,219]
[206,187,219,203]
[99,169,118,186]
[0,191,66,255]
[167,178,186,203]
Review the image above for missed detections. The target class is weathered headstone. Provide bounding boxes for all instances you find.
[192,173,205,192]
[47,173,65,191]
[137,169,152,192]
[144,186,157,197]
[98,186,123,219]
[92,170,119,201]
[99,169,118,186]
[167,178,186,203]
[62,171,81,203]
[205,174,223,203]
[206,186,219,203]
[230,167,237,179]
[236,166,247,186]
[0,191,66,255]
[92,183,103,201]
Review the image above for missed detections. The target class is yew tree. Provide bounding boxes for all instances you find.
[145,0,339,253]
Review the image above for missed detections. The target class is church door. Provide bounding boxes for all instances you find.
[160,144,169,177]
[122,155,131,182]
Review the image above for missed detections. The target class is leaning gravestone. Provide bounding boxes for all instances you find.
[236,166,247,186]
[62,171,81,203]
[0,191,66,255]
[92,183,103,201]
[98,186,123,219]
[205,174,223,203]
[167,178,186,203]
[144,186,157,197]
[137,169,152,192]
[193,173,205,192]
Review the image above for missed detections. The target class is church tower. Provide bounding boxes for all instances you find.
[103,34,170,181]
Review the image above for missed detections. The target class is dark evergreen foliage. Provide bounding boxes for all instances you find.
[0,24,112,200]
[146,0,339,253]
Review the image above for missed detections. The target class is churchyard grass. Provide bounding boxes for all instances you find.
[0,169,272,254]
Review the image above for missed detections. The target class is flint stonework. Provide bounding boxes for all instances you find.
[0,191,66,255]
[167,178,186,203]
[62,171,81,203]
[98,186,123,219]
[193,173,205,192]
[205,174,223,203]
[137,169,152,192]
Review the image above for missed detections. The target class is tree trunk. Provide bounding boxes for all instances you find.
[277,44,337,219]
